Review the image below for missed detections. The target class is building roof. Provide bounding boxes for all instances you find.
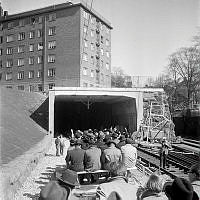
[0,1,112,29]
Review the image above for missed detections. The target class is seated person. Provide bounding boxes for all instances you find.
[121,138,137,169]
[84,139,102,171]
[65,139,85,172]
[96,162,138,200]
[137,173,168,200]
[101,140,122,170]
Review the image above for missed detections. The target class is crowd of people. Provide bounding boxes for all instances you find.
[55,128,138,172]
[38,129,200,200]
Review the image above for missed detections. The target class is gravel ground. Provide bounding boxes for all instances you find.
[14,142,66,200]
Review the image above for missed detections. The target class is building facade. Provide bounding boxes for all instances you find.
[0,1,112,92]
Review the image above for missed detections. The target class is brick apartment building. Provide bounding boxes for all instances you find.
[0,1,112,92]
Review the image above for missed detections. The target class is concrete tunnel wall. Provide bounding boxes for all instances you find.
[49,87,147,137]
[54,98,137,136]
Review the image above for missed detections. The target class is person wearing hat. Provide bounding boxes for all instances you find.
[160,137,170,169]
[83,139,102,171]
[121,138,137,169]
[112,132,120,145]
[39,181,70,200]
[188,163,200,198]
[65,139,85,172]
[116,135,126,149]
[164,177,199,200]
[55,135,61,156]
[101,139,122,170]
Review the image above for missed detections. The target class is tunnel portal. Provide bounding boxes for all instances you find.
[54,95,137,137]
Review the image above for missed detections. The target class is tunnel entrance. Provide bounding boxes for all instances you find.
[54,95,137,137]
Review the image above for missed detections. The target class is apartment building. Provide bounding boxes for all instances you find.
[0,1,112,92]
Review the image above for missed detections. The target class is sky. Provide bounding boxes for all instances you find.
[1,0,200,77]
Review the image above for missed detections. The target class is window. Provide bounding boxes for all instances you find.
[18,85,24,90]
[83,82,88,87]
[6,47,13,55]
[6,86,13,89]
[29,57,34,65]
[38,84,43,91]
[84,39,88,48]
[6,72,12,81]
[101,35,104,43]
[48,68,55,77]
[91,30,94,37]
[17,71,24,80]
[91,55,95,65]
[29,31,35,39]
[83,67,87,75]
[37,70,42,78]
[8,22,14,29]
[49,13,56,21]
[37,29,42,38]
[0,60,2,68]
[106,51,110,58]
[18,32,25,41]
[49,83,55,89]
[28,85,34,92]
[38,42,43,50]
[38,16,43,23]
[83,26,87,34]
[31,17,36,25]
[0,49,2,55]
[29,44,34,52]
[18,45,25,53]
[6,59,13,68]
[91,70,94,78]
[6,35,14,42]
[83,10,89,19]
[101,60,103,68]
[48,55,55,63]
[106,27,110,34]
[91,43,95,51]
[91,16,95,24]
[101,48,104,55]
[106,63,109,70]
[17,58,24,66]
[100,23,103,31]
[28,70,34,79]
[48,27,56,36]
[38,56,43,64]
[106,39,109,46]
[19,20,25,27]
[48,41,56,49]
[0,36,3,43]
[83,53,88,62]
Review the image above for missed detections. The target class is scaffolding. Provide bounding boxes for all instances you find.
[139,91,175,143]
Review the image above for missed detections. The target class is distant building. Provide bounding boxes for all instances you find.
[124,75,155,88]
[0,1,112,92]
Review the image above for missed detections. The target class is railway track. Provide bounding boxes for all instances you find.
[137,140,199,179]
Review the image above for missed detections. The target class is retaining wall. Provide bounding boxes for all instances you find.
[1,134,53,200]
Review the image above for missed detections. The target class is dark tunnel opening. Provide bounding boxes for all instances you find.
[54,96,137,137]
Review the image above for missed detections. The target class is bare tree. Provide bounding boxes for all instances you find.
[168,46,200,107]
[111,67,127,88]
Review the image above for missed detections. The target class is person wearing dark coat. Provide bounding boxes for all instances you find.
[116,135,126,149]
[65,140,85,172]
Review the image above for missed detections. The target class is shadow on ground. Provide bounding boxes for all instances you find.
[23,158,66,199]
